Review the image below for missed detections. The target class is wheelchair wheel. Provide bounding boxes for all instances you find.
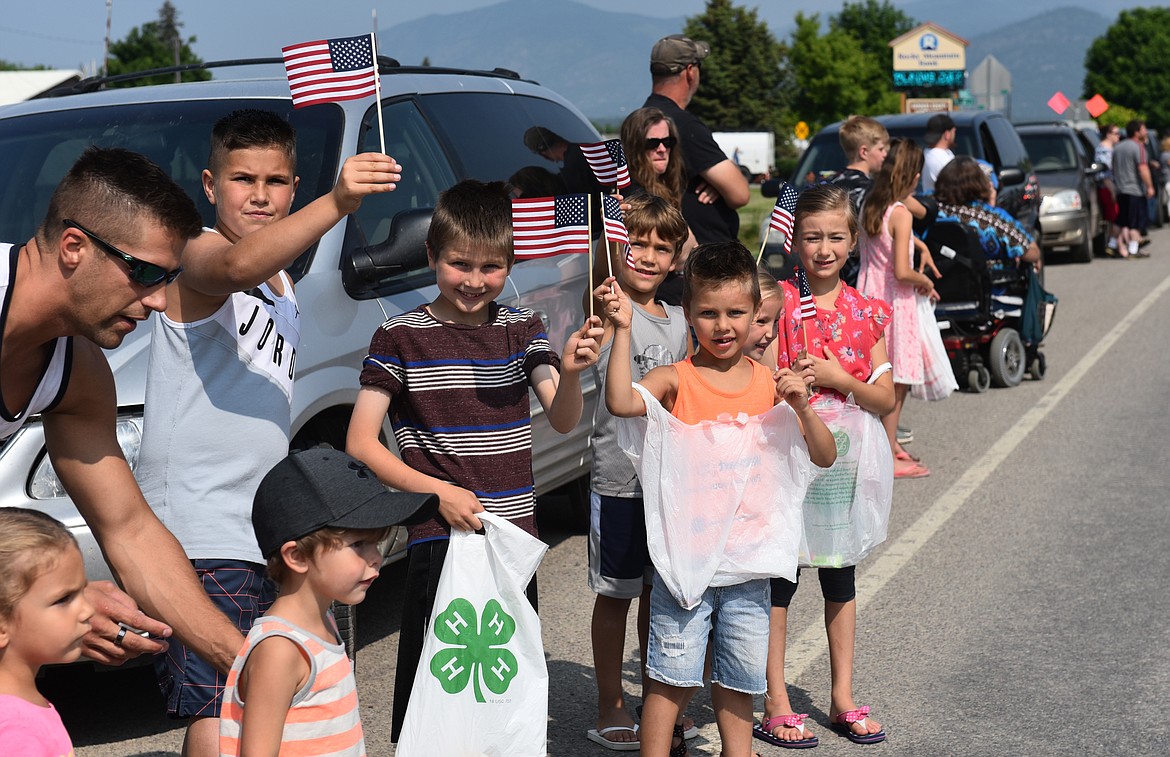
[967,365,991,393]
[989,328,1025,387]
[1028,352,1047,381]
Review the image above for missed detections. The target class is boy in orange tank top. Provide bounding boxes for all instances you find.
[599,242,836,757]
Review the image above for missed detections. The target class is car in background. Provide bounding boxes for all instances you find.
[1016,122,1107,263]
[0,59,602,654]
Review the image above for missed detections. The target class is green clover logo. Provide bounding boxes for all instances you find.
[428,597,518,702]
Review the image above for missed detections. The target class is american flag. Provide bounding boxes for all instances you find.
[624,245,637,270]
[511,194,591,259]
[769,181,800,254]
[282,35,379,109]
[580,140,631,188]
[601,195,629,246]
[794,267,817,321]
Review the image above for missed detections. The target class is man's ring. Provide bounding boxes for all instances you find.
[114,626,128,646]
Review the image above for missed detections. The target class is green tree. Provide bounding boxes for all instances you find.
[1083,7,1170,128]
[0,60,49,71]
[830,0,916,80]
[787,13,899,131]
[107,1,210,87]
[682,0,788,133]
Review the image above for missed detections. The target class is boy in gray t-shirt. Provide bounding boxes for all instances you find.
[585,195,692,749]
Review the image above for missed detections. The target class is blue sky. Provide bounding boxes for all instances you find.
[1,0,1155,73]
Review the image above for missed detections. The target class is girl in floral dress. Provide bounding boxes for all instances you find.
[753,184,894,748]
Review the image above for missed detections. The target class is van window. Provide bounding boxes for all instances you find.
[420,92,600,191]
[986,117,1029,172]
[0,100,343,279]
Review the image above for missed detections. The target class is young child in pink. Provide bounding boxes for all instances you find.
[0,508,96,756]
[858,138,936,478]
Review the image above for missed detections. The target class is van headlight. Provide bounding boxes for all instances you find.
[29,415,144,500]
[1040,190,1082,215]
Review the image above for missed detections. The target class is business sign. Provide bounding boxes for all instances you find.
[904,98,954,115]
[893,70,966,89]
[889,22,967,72]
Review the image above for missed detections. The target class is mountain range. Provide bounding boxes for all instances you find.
[381,0,1120,125]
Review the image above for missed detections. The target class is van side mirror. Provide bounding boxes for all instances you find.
[347,209,432,286]
[998,167,1025,186]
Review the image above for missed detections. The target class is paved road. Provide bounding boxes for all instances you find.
[49,234,1170,756]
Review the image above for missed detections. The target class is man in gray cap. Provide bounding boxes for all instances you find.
[643,34,749,248]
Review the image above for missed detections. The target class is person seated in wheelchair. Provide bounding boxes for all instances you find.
[932,156,1041,282]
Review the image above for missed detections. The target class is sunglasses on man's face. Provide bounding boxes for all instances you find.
[645,136,678,151]
[64,219,183,287]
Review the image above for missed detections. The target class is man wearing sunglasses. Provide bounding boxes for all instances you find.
[644,34,750,248]
[0,146,250,674]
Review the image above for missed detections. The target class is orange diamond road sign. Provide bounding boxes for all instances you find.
[1047,91,1071,115]
[1086,94,1109,118]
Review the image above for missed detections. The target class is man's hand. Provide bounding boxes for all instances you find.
[81,581,171,665]
[694,179,720,205]
[332,152,403,214]
[561,316,604,374]
[438,482,485,532]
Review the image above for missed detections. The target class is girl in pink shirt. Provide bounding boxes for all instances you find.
[0,508,95,757]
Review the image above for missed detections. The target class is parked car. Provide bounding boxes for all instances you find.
[1016,122,1107,263]
[0,60,601,646]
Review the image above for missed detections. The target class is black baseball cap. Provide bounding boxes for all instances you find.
[252,449,438,558]
[925,113,956,143]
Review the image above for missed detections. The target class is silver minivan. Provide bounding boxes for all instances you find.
[0,64,600,591]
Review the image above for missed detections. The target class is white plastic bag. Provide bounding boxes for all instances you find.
[396,513,549,757]
[799,395,893,568]
[616,383,814,610]
[911,294,958,401]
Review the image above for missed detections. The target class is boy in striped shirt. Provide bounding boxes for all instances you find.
[219,448,437,756]
[345,179,603,740]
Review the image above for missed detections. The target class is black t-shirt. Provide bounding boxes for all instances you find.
[644,94,739,245]
[830,168,872,218]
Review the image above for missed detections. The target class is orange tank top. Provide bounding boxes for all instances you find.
[671,357,775,424]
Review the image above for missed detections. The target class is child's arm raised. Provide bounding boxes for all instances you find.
[799,337,895,416]
[531,316,604,433]
[889,204,934,296]
[346,387,484,531]
[776,369,838,468]
[597,278,667,418]
[237,636,310,756]
[181,153,402,297]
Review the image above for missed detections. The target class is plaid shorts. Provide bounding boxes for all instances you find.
[154,559,275,719]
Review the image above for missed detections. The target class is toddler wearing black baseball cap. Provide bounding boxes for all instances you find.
[218,449,436,755]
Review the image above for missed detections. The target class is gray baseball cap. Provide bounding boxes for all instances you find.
[252,448,437,558]
[650,34,710,76]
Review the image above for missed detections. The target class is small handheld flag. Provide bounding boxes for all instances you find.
[601,195,629,246]
[512,194,591,260]
[795,267,817,321]
[769,182,800,254]
[283,35,379,109]
[581,140,631,188]
[624,245,637,270]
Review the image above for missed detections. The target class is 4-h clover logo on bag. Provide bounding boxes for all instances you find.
[429,597,518,702]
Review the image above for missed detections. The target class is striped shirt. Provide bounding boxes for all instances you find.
[359,302,560,542]
[220,615,364,757]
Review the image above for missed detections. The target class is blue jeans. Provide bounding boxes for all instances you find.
[645,573,770,694]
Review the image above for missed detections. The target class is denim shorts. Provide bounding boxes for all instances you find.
[645,573,770,694]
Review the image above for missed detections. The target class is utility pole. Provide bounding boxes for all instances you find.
[104,0,112,77]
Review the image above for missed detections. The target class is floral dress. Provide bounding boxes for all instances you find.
[858,202,923,385]
[776,281,891,403]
